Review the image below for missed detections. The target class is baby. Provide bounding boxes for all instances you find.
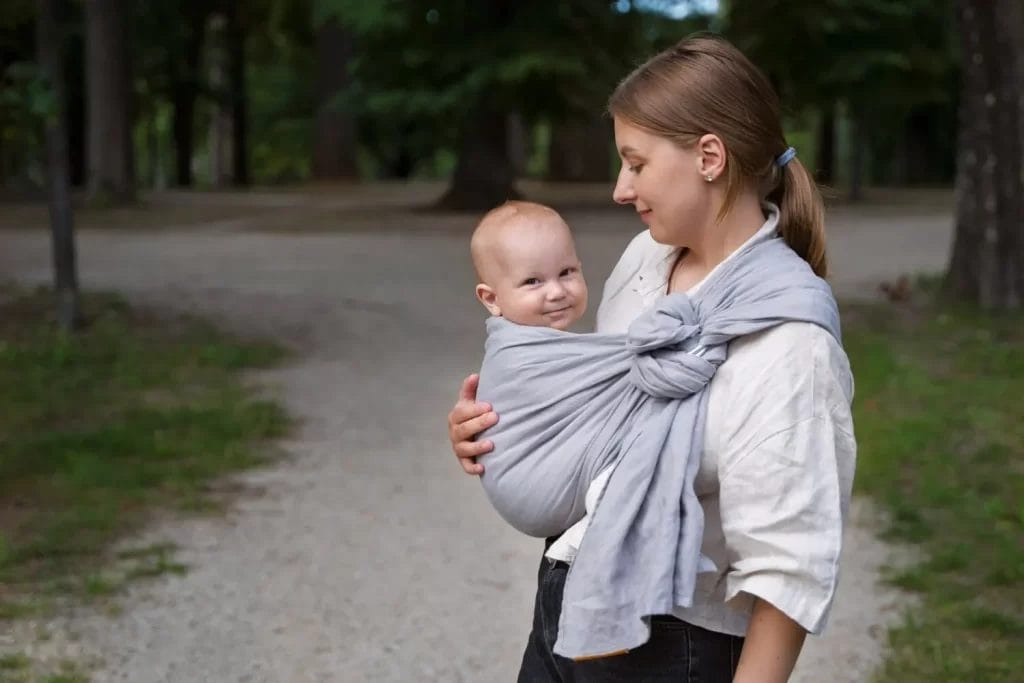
[470,201,588,331]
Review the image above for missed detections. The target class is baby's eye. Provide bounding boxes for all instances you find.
[560,267,578,277]
[521,277,541,286]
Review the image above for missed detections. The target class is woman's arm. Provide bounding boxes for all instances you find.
[447,374,498,474]
[732,598,806,683]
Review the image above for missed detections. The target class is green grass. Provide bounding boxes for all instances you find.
[0,652,89,683]
[0,286,289,621]
[844,293,1023,682]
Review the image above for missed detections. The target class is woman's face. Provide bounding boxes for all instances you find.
[611,117,714,247]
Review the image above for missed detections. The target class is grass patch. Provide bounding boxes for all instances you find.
[844,294,1023,682]
[0,655,90,683]
[0,286,289,616]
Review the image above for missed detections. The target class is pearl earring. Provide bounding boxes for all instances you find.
[705,174,713,182]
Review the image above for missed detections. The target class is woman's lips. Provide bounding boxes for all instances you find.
[638,209,652,224]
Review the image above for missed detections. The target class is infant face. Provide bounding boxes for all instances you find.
[489,222,587,330]
[472,202,588,331]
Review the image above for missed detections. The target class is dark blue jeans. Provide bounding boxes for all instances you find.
[517,550,743,682]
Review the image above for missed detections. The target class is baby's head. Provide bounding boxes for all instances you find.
[471,201,588,331]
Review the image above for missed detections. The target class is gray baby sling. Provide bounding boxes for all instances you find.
[475,231,841,660]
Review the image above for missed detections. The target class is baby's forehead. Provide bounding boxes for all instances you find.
[492,216,575,255]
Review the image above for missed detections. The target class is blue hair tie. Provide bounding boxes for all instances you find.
[775,146,797,167]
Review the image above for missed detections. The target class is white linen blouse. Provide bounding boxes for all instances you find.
[545,205,857,637]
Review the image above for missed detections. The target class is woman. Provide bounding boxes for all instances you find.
[448,34,856,682]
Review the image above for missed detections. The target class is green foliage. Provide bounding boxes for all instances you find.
[844,296,1024,681]
[726,0,956,110]
[347,2,645,126]
[0,56,59,189]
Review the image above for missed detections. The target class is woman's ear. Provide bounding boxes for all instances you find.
[475,284,501,316]
[696,133,727,182]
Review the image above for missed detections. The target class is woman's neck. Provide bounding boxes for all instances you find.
[683,190,766,277]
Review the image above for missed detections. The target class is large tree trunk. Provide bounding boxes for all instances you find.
[815,105,836,184]
[38,0,81,330]
[946,0,1024,309]
[437,105,520,210]
[84,0,134,202]
[548,116,612,182]
[312,16,358,179]
[171,11,205,187]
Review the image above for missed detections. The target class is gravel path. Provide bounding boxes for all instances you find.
[0,187,948,682]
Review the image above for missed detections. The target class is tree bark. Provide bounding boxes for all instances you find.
[84,0,134,202]
[815,105,835,184]
[945,0,1024,309]
[312,16,358,179]
[207,15,232,187]
[437,104,520,210]
[548,116,612,182]
[37,0,81,330]
[171,9,205,187]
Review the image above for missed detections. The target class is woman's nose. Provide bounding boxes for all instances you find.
[612,166,636,205]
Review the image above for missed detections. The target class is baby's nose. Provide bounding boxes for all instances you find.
[547,282,567,299]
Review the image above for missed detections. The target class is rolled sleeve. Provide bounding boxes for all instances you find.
[720,412,853,634]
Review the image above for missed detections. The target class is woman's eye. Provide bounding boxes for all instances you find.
[629,164,644,174]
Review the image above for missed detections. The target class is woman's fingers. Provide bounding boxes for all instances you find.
[459,374,480,402]
[456,442,489,475]
[448,399,491,431]
[447,375,497,476]
[453,409,498,444]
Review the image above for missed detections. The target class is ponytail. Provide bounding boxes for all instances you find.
[773,157,828,278]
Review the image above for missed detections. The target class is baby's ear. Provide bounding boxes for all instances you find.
[475,283,501,316]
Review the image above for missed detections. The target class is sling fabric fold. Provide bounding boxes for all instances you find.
[476,232,841,659]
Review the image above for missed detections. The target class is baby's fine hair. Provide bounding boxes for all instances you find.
[470,201,569,282]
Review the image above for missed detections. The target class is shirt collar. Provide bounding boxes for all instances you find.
[638,202,781,298]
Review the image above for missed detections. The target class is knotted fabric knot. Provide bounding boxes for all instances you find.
[626,294,717,399]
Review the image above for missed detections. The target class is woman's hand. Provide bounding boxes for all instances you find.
[447,374,498,475]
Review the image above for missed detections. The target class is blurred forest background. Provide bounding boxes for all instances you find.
[1,0,959,203]
[1,3,1023,681]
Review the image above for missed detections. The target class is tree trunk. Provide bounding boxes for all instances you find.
[437,104,520,210]
[847,109,865,201]
[437,0,520,209]
[945,0,1024,309]
[312,16,358,179]
[84,0,134,202]
[172,13,204,187]
[207,16,232,187]
[38,0,81,331]
[548,116,612,183]
[815,105,836,184]
[227,0,249,186]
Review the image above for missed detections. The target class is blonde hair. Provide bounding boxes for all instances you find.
[608,34,827,277]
